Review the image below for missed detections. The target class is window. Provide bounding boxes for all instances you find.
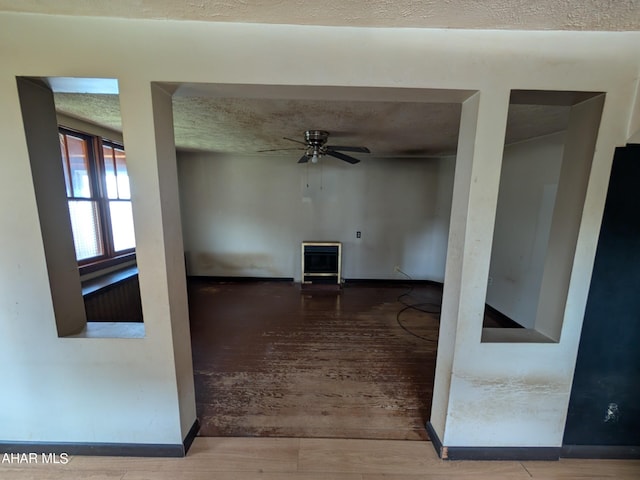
[59,128,135,268]
[102,142,135,252]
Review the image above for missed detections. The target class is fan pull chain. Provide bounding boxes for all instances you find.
[306,162,309,188]
[320,161,323,190]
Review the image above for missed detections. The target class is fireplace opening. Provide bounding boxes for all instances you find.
[302,242,341,286]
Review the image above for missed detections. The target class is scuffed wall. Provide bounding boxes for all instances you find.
[177,152,455,282]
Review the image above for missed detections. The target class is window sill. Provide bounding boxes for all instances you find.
[481,327,556,343]
[66,322,145,339]
[81,265,138,297]
[79,252,136,277]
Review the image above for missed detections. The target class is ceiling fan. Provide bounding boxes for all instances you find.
[260,130,370,164]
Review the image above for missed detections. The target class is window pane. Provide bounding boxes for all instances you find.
[59,133,72,197]
[68,200,103,260]
[115,148,131,199]
[66,135,92,198]
[109,201,135,252]
[103,144,118,199]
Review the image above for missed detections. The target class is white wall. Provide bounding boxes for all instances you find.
[0,10,638,452]
[486,133,564,328]
[178,152,455,281]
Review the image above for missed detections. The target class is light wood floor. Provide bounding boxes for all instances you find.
[1,437,639,479]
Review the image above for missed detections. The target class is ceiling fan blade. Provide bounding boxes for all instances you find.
[298,154,310,164]
[325,150,361,164]
[283,136,308,146]
[326,145,370,153]
[257,147,304,153]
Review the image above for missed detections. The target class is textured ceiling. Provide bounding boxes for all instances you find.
[54,93,570,157]
[1,0,639,31]
[22,1,617,157]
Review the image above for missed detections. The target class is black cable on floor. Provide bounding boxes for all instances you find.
[394,268,441,342]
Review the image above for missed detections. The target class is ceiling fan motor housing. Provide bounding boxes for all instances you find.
[305,130,329,147]
[296,130,366,164]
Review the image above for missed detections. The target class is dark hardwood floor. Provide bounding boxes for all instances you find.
[188,279,443,440]
[187,278,514,440]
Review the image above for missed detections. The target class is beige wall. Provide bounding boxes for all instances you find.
[0,11,638,449]
[486,133,565,329]
[178,152,454,281]
[16,78,87,337]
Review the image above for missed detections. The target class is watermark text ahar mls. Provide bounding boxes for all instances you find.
[1,452,69,465]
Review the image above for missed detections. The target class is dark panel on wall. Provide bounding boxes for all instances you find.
[564,145,640,448]
[83,275,143,322]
